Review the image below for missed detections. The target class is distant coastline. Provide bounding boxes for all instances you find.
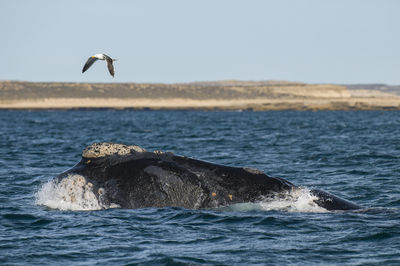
[1,80,400,110]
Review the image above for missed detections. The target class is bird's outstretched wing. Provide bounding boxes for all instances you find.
[105,56,115,77]
[82,56,98,73]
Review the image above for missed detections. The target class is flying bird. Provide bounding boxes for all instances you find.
[82,54,117,77]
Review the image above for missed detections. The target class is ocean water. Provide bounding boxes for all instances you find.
[1,110,399,265]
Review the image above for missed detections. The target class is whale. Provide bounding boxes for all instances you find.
[53,142,361,211]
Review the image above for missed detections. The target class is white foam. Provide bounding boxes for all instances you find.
[258,187,329,213]
[35,174,119,211]
[221,188,329,213]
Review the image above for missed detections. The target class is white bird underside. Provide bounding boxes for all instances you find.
[82,53,116,77]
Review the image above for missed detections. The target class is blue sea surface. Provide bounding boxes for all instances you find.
[0,110,399,265]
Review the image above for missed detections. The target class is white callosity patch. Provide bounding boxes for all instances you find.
[258,187,329,213]
[35,174,119,211]
[82,142,146,159]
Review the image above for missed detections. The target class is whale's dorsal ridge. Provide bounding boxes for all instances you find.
[243,167,264,175]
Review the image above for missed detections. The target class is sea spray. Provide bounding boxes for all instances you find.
[35,174,119,211]
[213,188,329,213]
[258,187,329,213]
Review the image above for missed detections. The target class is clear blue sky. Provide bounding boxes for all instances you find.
[1,0,399,84]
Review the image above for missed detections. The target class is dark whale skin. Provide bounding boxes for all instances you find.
[55,143,361,211]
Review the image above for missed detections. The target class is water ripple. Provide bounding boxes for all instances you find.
[1,110,400,264]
